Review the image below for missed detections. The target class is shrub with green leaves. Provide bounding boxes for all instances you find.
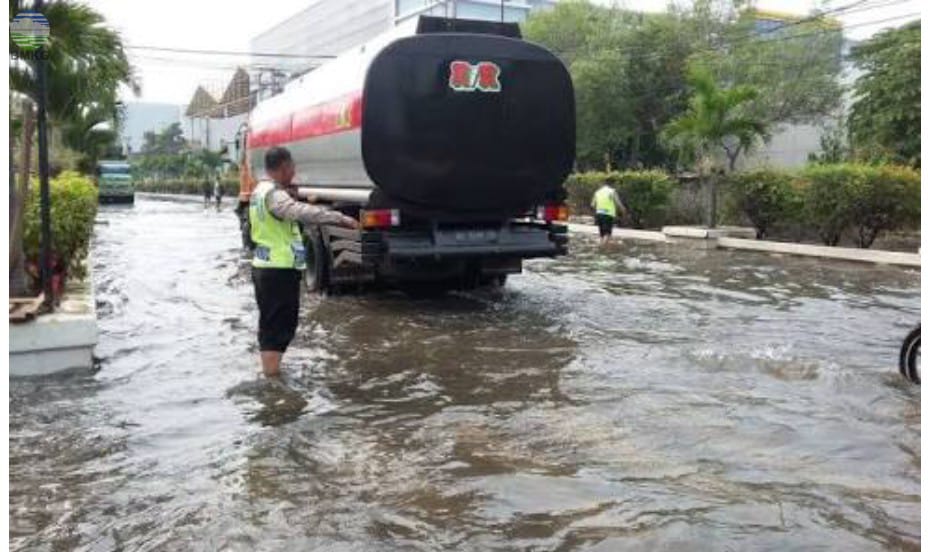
[615,170,676,228]
[847,164,920,248]
[799,164,859,246]
[726,169,800,239]
[24,171,98,281]
[800,163,920,247]
[565,170,675,229]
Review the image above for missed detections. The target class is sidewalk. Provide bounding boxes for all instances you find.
[569,222,920,268]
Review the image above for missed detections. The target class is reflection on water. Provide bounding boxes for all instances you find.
[8,198,920,550]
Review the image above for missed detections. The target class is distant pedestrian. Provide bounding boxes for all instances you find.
[591,183,626,246]
[213,176,223,211]
[202,177,212,208]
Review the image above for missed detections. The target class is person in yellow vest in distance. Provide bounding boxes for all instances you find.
[591,183,627,246]
[250,146,359,378]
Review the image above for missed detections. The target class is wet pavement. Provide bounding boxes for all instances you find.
[9,197,921,550]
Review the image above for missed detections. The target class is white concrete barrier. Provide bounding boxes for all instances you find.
[568,222,920,268]
[10,260,98,377]
[717,237,920,267]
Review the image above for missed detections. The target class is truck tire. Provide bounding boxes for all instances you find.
[304,229,329,294]
[899,326,920,384]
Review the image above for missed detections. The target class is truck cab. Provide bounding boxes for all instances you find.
[96,160,135,204]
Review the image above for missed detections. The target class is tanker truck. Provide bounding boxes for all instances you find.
[237,16,574,293]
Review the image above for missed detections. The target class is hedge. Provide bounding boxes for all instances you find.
[800,163,920,247]
[565,170,675,229]
[23,171,98,283]
[725,169,801,239]
[566,164,919,247]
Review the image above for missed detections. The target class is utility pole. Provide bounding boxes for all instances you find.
[35,0,53,306]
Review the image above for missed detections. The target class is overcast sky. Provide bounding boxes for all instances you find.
[84,0,921,105]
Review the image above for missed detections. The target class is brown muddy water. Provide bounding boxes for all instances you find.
[9,197,920,550]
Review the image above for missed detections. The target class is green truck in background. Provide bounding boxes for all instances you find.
[96,160,135,204]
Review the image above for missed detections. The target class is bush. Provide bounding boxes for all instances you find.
[847,164,920,248]
[23,171,98,283]
[800,163,920,247]
[565,170,675,229]
[799,164,860,246]
[726,169,801,239]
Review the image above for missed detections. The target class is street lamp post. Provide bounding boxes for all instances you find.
[34,0,53,307]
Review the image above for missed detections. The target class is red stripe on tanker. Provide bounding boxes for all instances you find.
[248,91,363,149]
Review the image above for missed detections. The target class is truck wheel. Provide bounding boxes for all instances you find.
[304,230,329,293]
[899,326,920,384]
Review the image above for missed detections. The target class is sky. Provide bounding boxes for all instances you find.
[83,0,921,106]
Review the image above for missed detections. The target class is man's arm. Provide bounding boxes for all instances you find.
[266,188,357,227]
[612,189,628,216]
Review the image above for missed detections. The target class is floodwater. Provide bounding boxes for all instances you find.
[9,197,920,551]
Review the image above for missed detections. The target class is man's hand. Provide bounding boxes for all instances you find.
[337,213,360,229]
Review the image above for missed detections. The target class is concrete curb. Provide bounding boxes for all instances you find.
[137,191,205,203]
[716,237,920,267]
[10,257,98,377]
[568,223,667,242]
[568,222,920,268]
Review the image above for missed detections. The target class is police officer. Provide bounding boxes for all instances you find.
[591,182,626,246]
[250,146,358,377]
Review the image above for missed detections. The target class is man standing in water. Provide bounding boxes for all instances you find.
[591,182,626,246]
[250,147,358,377]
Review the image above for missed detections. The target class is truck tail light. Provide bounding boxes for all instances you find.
[536,203,569,222]
[360,209,400,229]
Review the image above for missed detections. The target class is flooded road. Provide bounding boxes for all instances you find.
[9,197,920,550]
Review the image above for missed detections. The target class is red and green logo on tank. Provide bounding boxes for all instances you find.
[448,61,502,93]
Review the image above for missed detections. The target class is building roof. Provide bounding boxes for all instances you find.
[184,86,218,118]
[217,68,252,117]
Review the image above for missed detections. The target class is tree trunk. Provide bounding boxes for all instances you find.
[857,225,879,249]
[10,100,34,297]
[708,173,718,229]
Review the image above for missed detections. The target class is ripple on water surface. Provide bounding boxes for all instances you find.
[8,199,920,550]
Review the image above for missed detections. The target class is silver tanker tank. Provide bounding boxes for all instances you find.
[247,16,575,217]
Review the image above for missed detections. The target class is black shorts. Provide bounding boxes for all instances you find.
[595,214,615,237]
[252,267,302,352]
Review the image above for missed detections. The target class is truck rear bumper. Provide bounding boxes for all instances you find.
[384,223,567,259]
[325,222,567,269]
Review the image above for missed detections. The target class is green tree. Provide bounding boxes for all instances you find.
[524,0,843,171]
[848,20,920,167]
[525,4,696,169]
[694,8,844,155]
[9,0,137,296]
[141,122,186,156]
[662,64,766,227]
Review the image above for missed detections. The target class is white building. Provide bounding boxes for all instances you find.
[739,12,855,169]
[183,68,252,159]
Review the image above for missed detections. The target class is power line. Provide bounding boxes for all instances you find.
[130,53,297,72]
[126,44,336,59]
[552,0,913,61]
[576,10,919,65]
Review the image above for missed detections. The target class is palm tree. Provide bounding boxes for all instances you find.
[9,0,137,295]
[662,64,766,227]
